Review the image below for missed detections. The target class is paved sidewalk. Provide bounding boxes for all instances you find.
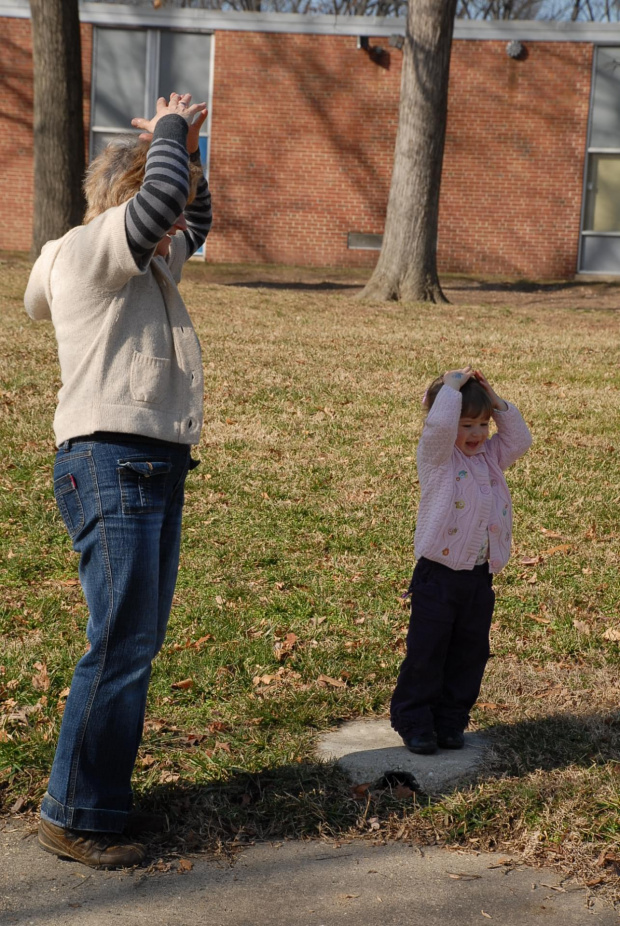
[1,820,616,925]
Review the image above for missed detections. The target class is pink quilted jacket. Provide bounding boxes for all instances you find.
[414,385,532,573]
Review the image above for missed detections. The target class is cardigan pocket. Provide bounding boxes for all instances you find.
[130,351,170,405]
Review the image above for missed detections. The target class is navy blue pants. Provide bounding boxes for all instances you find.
[390,557,495,739]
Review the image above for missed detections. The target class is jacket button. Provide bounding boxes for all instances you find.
[442,548,449,556]
[490,524,499,534]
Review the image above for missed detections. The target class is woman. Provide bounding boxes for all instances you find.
[24,93,212,868]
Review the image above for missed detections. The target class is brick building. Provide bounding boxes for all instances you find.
[2,1,620,278]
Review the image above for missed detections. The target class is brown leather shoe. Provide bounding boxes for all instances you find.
[38,819,145,869]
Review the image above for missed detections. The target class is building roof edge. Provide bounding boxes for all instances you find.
[2,0,620,42]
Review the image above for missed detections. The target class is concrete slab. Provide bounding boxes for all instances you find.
[316,719,489,795]
[0,822,615,925]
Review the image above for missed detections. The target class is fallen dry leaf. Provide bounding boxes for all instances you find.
[10,796,26,814]
[540,528,563,538]
[159,771,180,784]
[31,662,50,692]
[171,678,194,690]
[602,628,620,642]
[573,620,591,635]
[177,858,193,872]
[540,544,571,556]
[317,674,347,688]
[274,632,298,661]
[393,784,415,800]
[520,556,540,566]
[138,754,156,768]
[208,721,230,734]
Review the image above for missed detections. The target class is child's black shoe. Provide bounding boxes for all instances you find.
[437,730,465,750]
[403,732,437,755]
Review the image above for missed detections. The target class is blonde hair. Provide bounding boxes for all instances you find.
[83,135,202,223]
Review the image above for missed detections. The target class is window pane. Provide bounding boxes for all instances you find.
[584,154,620,232]
[590,47,620,149]
[93,29,147,129]
[158,32,211,119]
[91,130,140,159]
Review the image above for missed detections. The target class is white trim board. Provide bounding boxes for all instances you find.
[4,0,620,42]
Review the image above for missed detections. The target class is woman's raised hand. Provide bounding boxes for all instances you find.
[131,93,208,153]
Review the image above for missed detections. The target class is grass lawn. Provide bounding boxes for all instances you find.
[1,253,620,897]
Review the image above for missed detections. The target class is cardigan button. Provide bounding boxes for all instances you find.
[490,524,499,534]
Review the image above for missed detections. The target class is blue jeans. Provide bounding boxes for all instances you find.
[40,437,195,833]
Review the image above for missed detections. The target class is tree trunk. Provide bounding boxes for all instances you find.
[359,0,458,303]
[29,0,85,259]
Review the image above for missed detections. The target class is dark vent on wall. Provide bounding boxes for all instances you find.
[347,233,383,251]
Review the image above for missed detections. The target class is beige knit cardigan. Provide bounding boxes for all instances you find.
[24,202,203,447]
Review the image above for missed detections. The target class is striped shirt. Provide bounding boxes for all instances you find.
[125,113,212,269]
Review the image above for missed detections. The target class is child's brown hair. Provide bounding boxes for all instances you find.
[424,374,493,419]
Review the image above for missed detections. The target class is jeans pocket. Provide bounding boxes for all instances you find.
[54,472,85,539]
[130,351,171,405]
[118,459,173,515]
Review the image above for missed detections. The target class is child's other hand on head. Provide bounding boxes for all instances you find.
[474,370,508,411]
[442,366,473,392]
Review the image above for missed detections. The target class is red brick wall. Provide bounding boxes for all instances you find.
[0,16,593,278]
[0,17,91,253]
[208,33,592,277]
[441,41,592,279]
[207,31,399,268]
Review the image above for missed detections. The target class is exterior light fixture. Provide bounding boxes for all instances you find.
[357,35,387,65]
[506,40,525,59]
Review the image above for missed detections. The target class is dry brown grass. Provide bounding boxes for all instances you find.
[1,255,620,902]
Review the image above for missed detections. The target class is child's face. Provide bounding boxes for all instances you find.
[455,413,490,456]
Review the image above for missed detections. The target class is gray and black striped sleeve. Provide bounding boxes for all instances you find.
[182,148,212,258]
[125,114,190,269]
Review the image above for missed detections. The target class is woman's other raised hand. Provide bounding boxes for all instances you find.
[131,93,208,153]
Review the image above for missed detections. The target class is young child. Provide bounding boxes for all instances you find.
[391,366,532,755]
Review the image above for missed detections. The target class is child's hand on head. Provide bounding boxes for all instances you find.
[442,366,473,392]
[474,370,508,411]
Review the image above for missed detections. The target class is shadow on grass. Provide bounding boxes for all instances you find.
[135,711,620,858]
[224,280,362,292]
[486,710,620,776]
[136,761,369,858]
[450,280,587,294]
